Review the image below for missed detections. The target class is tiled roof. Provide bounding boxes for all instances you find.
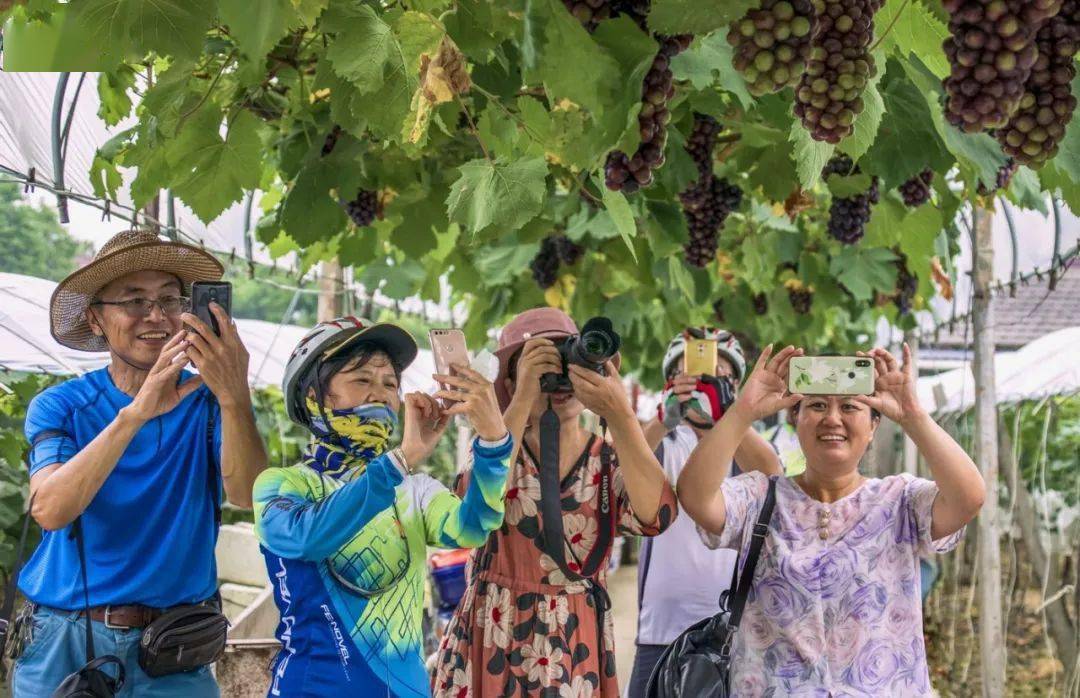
[929,257,1080,350]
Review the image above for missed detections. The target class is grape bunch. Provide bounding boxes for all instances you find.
[788,287,814,314]
[321,125,342,156]
[977,157,1018,193]
[822,155,879,244]
[729,0,818,96]
[752,293,770,315]
[794,0,884,143]
[530,235,585,289]
[942,0,1063,134]
[683,178,744,266]
[605,35,692,193]
[995,1,1078,166]
[899,169,934,207]
[562,0,613,30]
[894,255,918,315]
[712,298,726,324]
[344,189,381,228]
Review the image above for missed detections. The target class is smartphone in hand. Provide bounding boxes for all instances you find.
[429,328,469,408]
[788,356,874,396]
[683,337,719,377]
[190,281,232,336]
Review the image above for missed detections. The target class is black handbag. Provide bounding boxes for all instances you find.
[645,475,778,698]
[137,396,229,677]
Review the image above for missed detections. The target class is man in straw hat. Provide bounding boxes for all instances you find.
[8,229,267,697]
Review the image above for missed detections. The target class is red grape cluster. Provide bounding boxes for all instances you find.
[822,155,879,244]
[729,0,818,96]
[942,0,1064,133]
[712,298,726,324]
[977,157,1018,193]
[680,115,744,267]
[344,190,381,228]
[794,0,884,143]
[899,169,934,207]
[605,35,692,193]
[562,0,614,30]
[321,125,342,156]
[894,254,918,315]
[995,1,1079,166]
[530,235,585,289]
[752,292,770,315]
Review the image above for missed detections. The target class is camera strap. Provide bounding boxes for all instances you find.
[534,398,614,648]
[0,494,35,655]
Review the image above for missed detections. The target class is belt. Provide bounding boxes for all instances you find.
[70,596,219,630]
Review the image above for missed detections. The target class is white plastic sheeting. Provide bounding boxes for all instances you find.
[0,272,439,394]
[917,326,1080,414]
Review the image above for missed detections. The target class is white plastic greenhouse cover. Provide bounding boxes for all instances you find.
[0,272,439,395]
[917,325,1080,414]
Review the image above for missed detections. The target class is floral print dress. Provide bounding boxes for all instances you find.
[433,434,677,698]
[699,471,964,697]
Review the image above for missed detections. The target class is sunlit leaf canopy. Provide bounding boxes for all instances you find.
[4,0,1078,387]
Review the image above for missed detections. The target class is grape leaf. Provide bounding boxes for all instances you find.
[219,0,301,67]
[323,4,397,89]
[97,67,135,126]
[292,0,329,25]
[1005,167,1049,214]
[829,246,898,301]
[446,157,548,236]
[896,204,943,289]
[647,0,756,36]
[826,173,874,198]
[670,33,753,109]
[472,239,542,287]
[281,161,348,245]
[598,179,638,261]
[790,120,836,189]
[837,63,885,163]
[170,111,265,223]
[875,0,950,78]
[863,193,906,247]
[71,0,216,60]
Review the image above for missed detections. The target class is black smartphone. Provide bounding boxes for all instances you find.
[190,281,232,336]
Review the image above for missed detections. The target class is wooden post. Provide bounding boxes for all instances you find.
[972,203,1006,697]
[317,259,343,322]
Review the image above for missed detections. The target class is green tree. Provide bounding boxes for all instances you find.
[0,184,91,280]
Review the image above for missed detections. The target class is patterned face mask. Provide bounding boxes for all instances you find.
[306,397,398,460]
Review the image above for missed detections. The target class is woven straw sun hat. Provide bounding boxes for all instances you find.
[50,229,224,351]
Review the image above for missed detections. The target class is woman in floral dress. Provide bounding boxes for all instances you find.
[432,308,677,698]
[678,344,986,696]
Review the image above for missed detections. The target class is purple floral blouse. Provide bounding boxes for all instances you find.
[699,472,963,697]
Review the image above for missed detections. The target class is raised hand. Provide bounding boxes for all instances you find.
[511,337,564,403]
[432,364,508,442]
[400,392,451,466]
[126,330,204,422]
[854,344,925,426]
[567,360,632,422]
[730,345,804,423]
[181,303,251,409]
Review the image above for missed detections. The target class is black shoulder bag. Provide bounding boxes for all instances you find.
[645,475,778,698]
[531,399,615,649]
[137,397,229,677]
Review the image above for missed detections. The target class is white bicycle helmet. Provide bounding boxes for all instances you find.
[662,327,747,382]
[283,316,419,429]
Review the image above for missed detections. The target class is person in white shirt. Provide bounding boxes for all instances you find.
[628,329,782,698]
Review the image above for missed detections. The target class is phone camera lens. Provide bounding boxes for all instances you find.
[848,372,856,379]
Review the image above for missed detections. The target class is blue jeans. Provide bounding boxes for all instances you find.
[626,643,669,698]
[11,606,219,698]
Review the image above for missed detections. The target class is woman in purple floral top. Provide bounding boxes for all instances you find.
[678,344,985,697]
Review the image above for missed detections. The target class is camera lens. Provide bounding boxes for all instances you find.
[581,331,613,358]
[856,359,871,367]
[848,372,856,379]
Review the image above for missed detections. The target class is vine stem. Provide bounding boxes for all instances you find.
[456,95,492,163]
[869,0,912,53]
[471,83,547,147]
[175,52,237,136]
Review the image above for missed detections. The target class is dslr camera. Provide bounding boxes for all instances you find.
[539,317,622,393]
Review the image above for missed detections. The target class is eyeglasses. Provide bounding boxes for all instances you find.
[90,296,191,318]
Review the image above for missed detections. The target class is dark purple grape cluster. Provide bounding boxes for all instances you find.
[605,36,692,193]
[321,125,342,156]
[345,189,380,228]
[899,169,934,207]
[794,0,883,143]
[894,254,918,315]
[530,235,584,290]
[788,287,814,314]
[729,0,818,96]
[977,157,1018,193]
[822,155,879,244]
[752,292,770,315]
[683,178,744,266]
[995,1,1078,166]
[942,0,1063,134]
[712,298,726,323]
[562,0,614,30]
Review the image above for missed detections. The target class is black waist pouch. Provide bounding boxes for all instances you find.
[137,604,229,677]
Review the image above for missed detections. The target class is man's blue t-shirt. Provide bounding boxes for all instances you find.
[19,367,223,610]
